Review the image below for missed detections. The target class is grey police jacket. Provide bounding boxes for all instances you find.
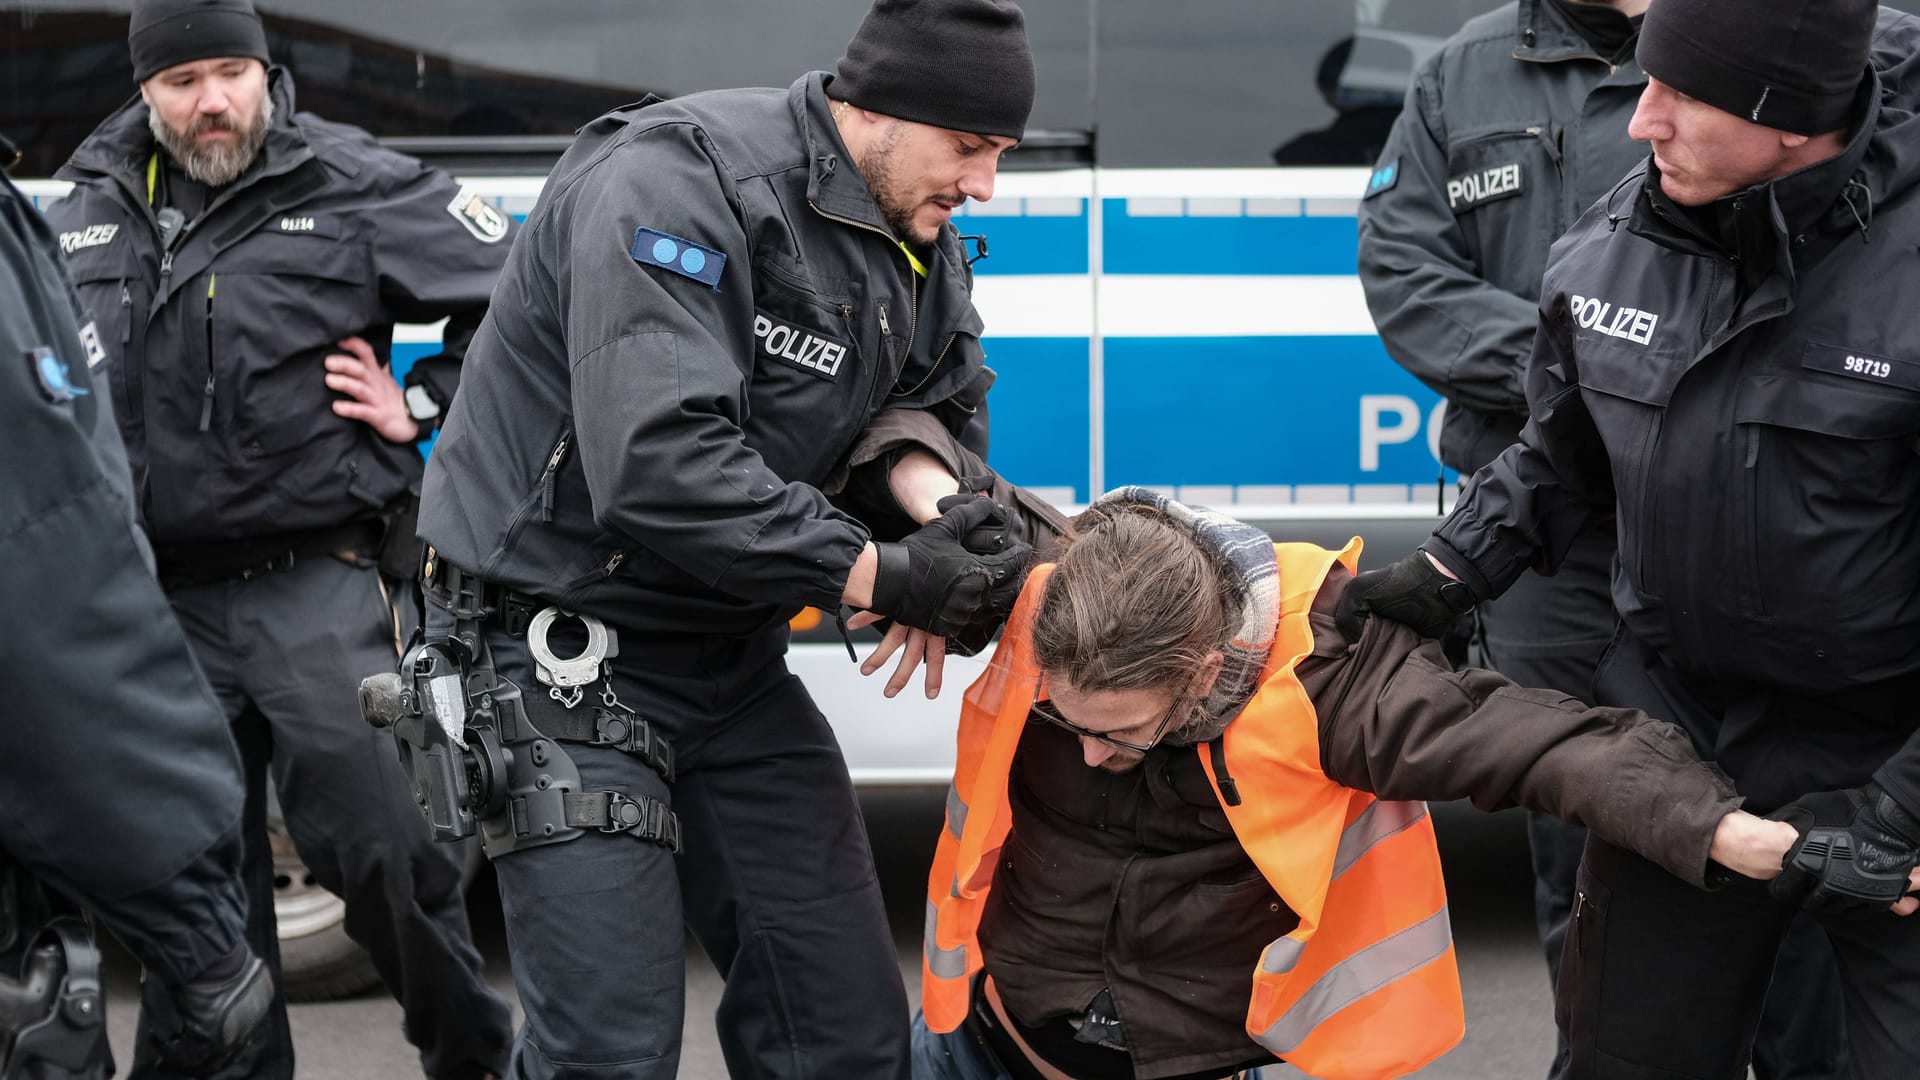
[1357,0,1647,474]
[1,163,245,907]
[1432,10,1920,793]
[45,68,511,545]
[419,73,996,635]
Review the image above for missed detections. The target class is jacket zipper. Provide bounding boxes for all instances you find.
[807,200,939,410]
[1740,425,1767,614]
[118,284,133,345]
[198,274,217,431]
[1526,125,1564,173]
[539,434,570,522]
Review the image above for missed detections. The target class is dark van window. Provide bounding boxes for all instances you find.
[1096,0,1507,167]
[2,0,1091,178]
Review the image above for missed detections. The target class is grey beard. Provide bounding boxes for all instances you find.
[150,94,273,187]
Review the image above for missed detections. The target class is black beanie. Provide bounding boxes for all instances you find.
[833,0,1035,140]
[129,0,270,83]
[1637,0,1875,135]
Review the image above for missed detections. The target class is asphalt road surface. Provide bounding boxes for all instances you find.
[100,795,1557,1079]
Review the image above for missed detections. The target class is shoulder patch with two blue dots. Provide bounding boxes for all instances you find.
[631,227,726,290]
[1363,156,1400,200]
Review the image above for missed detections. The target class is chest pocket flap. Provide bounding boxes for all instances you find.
[1444,122,1551,215]
[1734,346,1920,440]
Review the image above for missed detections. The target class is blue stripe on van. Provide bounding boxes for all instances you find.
[1102,335,1441,489]
[1102,201,1360,276]
[978,337,1093,501]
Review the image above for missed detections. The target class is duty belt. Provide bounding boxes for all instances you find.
[419,550,543,637]
[155,520,384,590]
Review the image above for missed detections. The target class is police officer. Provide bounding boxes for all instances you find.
[41,1,514,1076]
[412,0,1036,1075]
[0,130,270,1079]
[1351,0,1920,1075]
[1353,3,1848,1076]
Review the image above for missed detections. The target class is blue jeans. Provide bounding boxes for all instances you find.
[911,1011,1010,1080]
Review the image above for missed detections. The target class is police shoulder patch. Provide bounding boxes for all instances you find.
[630,227,726,290]
[27,346,89,403]
[445,186,509,244]
[1363,156,1401,200]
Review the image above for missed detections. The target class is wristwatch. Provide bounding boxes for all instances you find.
[404,383,443,430]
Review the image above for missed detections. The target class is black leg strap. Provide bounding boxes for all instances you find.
[507,790,682,853]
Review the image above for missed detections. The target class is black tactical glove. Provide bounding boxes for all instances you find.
[870,495,1031,638]
[1769,783,1920,917]
[1335,546,1479,641]
[933,491,1029,655]
[144,946,274,1073]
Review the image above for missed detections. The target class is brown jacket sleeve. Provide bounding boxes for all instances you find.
[828,406,1072,553]
[1303,566,1740,889]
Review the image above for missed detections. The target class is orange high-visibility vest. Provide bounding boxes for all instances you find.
[921,541,1464,1080]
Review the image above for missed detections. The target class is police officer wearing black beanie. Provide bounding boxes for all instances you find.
[1351,0,1920,1075]
[412,0,1045,1077]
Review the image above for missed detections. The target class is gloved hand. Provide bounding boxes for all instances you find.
[1335,547,1479,641]
[1769,783,1920,917]
[869,495,1031,638]
[933,492,1028,655]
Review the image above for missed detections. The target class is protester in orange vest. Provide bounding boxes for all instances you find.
[915,487,1829,1080]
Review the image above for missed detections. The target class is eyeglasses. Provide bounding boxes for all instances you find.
[1028,688,1183,754]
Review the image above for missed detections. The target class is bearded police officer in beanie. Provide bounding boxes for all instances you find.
[411,0,1037,1076]
[1348,0,1920,1074]
[1353,1,1853,1076]
[0,130,272,1080]
[41,1,517,1077]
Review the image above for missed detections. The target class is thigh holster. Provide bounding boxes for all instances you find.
[0,917,109,1080]
[361,590,682,858]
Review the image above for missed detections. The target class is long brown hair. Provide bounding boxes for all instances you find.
[1028,504,1236,699]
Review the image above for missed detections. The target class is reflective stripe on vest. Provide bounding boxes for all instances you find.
[1256,904,1454,1053]
[1332,799,1429,882]
[945,783,967,840]
[1263,799,1434,973]
[925,900,969,980]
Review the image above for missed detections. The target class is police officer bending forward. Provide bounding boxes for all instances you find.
[43,1,516,1076]
[1,132,269,1079]
[413,1,1037,1076]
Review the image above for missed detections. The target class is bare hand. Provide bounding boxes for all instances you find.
[325,336,418,443]
[1897,868,1920,918]
[1709,811,1800,881]
[848,609,948,699]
